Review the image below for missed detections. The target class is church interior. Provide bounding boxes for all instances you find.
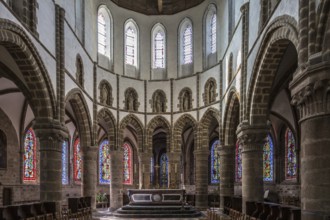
[0,0,329,219]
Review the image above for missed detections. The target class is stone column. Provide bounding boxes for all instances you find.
[140,153,151,189]
[169,152,181,189]
[109,150,123,211]
[236,123,268,213]
[34,119,67,212]
[194,149,209,210]
[219,144,235,211]
[82,145,98,209]
[290,62,330,219]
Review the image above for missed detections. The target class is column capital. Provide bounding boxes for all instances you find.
[194,149,209,157]
[218,144,235,156]
[290,61,330,121]
[33,118,68,141]
[236,122,269,152]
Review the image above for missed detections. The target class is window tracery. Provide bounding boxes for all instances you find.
[23,128,37,183]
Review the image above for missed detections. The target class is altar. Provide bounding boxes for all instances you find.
[114,189,202,218]
[127,189,185,205]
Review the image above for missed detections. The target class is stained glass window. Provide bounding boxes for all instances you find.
[160,153,168,187]
[210,140,220,184]
[285,128,297,179]
[23,128,37,182]
[123,143,132,185]
[150,157,154,185]
[99,140,110,184]
[98,13,107,55]
[263,134,274,181]
[62,140,69,185]
[154,32,165,68]
[125,27,136,66]
[73,138,82,182]
[183,25,193,64]
[210,13,217,54]
[236,141,242,182]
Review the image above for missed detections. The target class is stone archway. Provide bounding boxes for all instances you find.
[173,114,197,185]
[195,107,220,210]
[239,15,298,213]
[97,108,117,150]
[220,90,240,210]
[0,19,56,119]
[146,116,171,187]
[65,89,94,207]
[246,16,298,124]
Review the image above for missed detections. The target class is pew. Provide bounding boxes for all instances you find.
[0,207,5,220]
[259,203,271,220]
[18,204,35,220]
[3,205,20,220]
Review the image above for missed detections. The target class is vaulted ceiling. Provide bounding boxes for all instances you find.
[111,0,205,15]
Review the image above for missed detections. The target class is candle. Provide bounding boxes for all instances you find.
[134,163,137,173]
[142,164,145,173]
[175,163,177,173]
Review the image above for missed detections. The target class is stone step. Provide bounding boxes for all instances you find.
[113,204,202,218]
[117,209,197,214]
[121,205,192,211]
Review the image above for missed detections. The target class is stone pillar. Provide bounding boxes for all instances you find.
[169,152,181,189]
[194,149,209,210]
[291,62,330,220]
[219,144,235,211]
[34,119,67,212]
[109,150,123,211]
[236,123,268,213]
[82,145,98,209]
[140,153,151,189]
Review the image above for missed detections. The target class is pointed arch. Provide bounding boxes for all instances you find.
[65,89,93,148]
[198,107,220,150]
[223,89,240,145]
[97,108,117,151]
[146,116,171,152]
[173,114,197,152]
[119,114,144,152]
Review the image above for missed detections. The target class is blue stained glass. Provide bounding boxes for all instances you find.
[286,128,297,179]
[150,157,154,185]
[160,153,168,187]
[99,140,110,184]
[236,141,242,182]
[210,140,220,184]
[62,141,69,185]
[263,134,274,181]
